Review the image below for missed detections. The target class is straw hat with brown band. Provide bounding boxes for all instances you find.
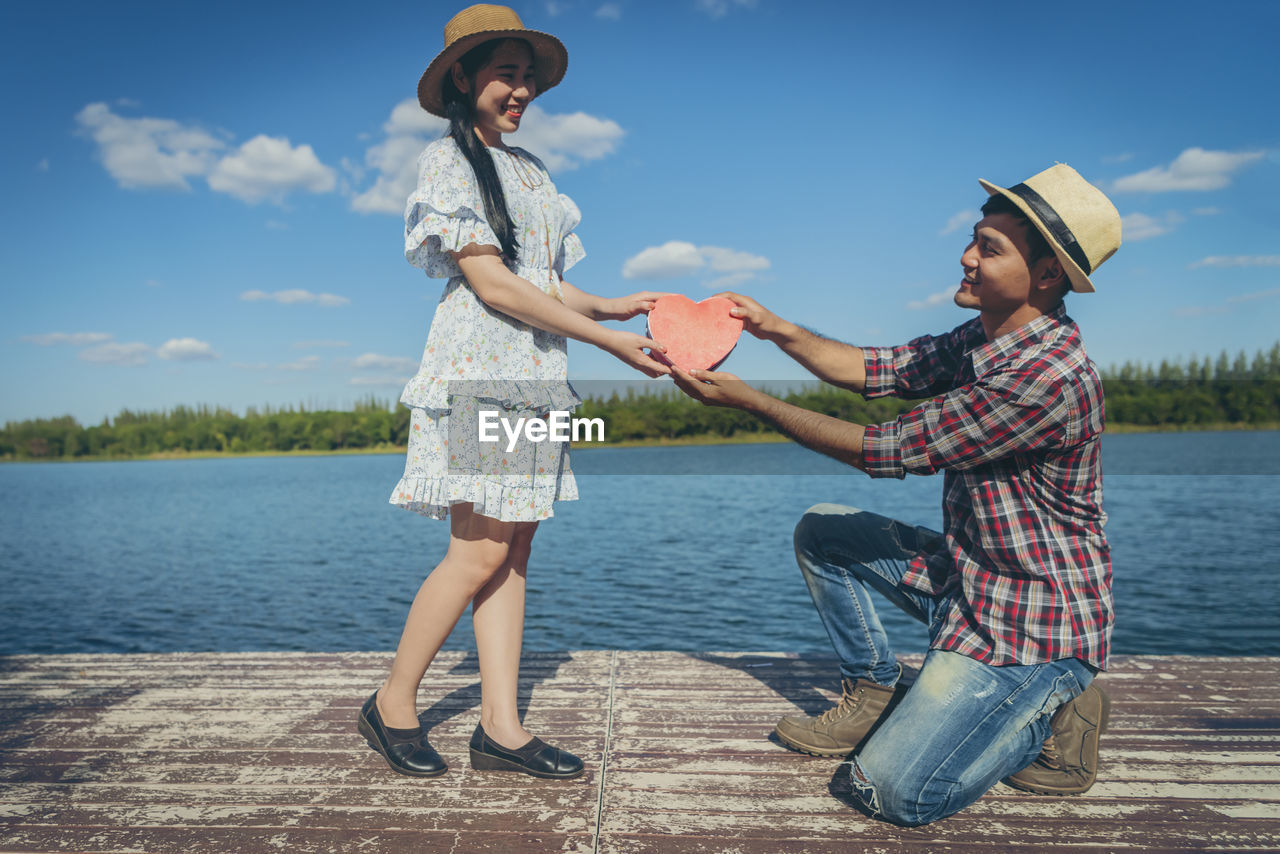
[417,4,568,119]
[978,164,1122,294]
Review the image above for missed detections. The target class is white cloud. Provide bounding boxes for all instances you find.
[351,100,449,215]
[1227,287,1280,303]
[622,241,770,285]
[75,102,224,190]
[233,362,271,371]
[1101,152,1134,164]
[37,158,50,172]
[145,279,164,287]
[907,287,957,310]
[545,0,568,14]
[1113,147,1265,193]
[240,289,350,306]
[596,2,622,18]
[1191,255,1280,268]
[1121,211,1184,241]
[1193,207,1222,216]
[75,102,335,205]
[622,241,705,279]
[279,356,322,371]
[22,332,113,346]
[507,104,625,172]
[695,0,757,17]
[79,341,151,366]
[699,246,770,273]
[353,353,419,372]
[350,100,624,214]
[940,209,979,236]
[294,339,349,349]
[266,219,289,230]
[207,135,336,204]
[1173,286,1280,318]
[157,338,217,361]
[703,271,756,291]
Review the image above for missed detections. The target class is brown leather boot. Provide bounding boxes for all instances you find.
[774,674,898,757]
[1006,682,1111,795]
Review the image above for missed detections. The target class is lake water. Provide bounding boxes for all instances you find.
[2,432,1278,657]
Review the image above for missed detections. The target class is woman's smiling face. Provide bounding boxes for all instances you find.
[456,39,536,147]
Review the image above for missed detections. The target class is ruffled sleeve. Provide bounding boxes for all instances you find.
[403,140,503,279]
[556,192,586,275]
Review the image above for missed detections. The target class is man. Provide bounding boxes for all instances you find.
[671,164,1119,827]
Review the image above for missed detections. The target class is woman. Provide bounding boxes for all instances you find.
[359,4,669,780]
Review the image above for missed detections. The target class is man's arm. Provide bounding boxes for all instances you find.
[718,292,867,392]
[669,366,869,471]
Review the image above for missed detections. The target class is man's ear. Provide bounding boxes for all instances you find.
[451,62,468,94]
[1037,256,1067,292]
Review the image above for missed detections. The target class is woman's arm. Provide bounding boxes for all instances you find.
[558,280,605,319]
[454,246,670,377]
[560,280,669,322]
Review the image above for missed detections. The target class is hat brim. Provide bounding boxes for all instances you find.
[417,29,567,118]
[978,178,1096,293]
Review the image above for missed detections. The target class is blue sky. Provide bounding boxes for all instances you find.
[3,0,1278,426]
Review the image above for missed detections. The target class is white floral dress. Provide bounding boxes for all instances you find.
[389,136,585,522]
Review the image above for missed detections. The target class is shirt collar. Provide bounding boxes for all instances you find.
[969,303,1071,376]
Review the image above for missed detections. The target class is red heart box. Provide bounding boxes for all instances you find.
[645,295,744,372]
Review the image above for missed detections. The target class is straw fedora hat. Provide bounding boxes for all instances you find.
[417,4,568,118]
[979,164,1121,293]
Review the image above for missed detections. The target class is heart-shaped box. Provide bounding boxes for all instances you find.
[645,295,744,372]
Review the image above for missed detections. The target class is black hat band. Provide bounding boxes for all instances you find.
[1007,182,1092,275]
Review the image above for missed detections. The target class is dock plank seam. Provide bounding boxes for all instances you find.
[592,648,617,854]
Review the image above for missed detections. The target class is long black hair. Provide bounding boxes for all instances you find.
[440,38,526,262]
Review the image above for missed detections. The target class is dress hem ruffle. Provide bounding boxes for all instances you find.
[389,472,579,523]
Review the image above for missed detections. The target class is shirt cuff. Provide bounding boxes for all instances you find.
[861,347,898,399]
[862,421,905,479]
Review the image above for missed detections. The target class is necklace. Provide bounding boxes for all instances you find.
[502,147,545,190]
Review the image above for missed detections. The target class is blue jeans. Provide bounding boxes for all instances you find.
[793,503,1095,826]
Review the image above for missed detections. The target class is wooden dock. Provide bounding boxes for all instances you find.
[1,651,1277,852]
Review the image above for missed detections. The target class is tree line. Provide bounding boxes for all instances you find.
[3,345,1278,461]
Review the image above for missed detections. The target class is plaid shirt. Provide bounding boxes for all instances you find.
[861,305,1113,669]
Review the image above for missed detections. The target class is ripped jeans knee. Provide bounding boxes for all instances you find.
[848,756,946,828]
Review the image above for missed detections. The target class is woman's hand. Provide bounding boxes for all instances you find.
[597,291,672,322]
[715,291,790,342]
[604,330,671,378]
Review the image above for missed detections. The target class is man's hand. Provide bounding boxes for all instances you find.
[715,291,791,342]
[670,365,766,410]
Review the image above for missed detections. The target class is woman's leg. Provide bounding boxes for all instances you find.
[377,503,516,729]
[471,520,539,748]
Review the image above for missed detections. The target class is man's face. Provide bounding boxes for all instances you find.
[956,212,1043,315]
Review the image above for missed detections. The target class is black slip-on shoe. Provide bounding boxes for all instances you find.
[468,723,584,779]
[357,691,447,778]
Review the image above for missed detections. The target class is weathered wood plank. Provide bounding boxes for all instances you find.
[1,650,1277,853]
[0,826,596,854]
